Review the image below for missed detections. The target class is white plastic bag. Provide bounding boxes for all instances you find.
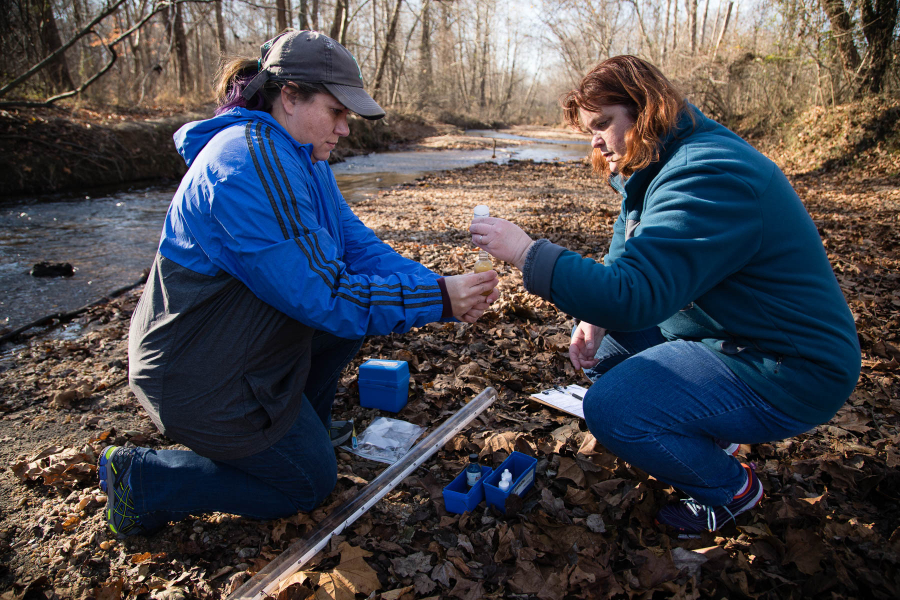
[341,417,425,464]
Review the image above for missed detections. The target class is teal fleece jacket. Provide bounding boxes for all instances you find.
[523,105,860,425]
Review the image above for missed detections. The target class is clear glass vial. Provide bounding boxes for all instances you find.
[472,205,492,296]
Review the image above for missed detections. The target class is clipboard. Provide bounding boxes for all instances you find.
[529,385,588,419]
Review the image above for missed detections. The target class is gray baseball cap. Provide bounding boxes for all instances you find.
[241,30,385,120]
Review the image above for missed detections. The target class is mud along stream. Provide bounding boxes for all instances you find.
[0,131,589,337]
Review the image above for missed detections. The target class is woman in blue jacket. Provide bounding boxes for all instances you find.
[470,55,859,535]
[97,30,499,539]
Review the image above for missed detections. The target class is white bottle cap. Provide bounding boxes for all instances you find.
[499,478,510,492]
[473,205,490,218]
[502,469,512,481]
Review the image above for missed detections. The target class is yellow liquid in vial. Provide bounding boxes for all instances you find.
[474,256,493,296]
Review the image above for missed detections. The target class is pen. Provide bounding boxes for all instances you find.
[552,385,584,400]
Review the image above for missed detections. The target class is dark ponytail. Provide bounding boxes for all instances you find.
[214,56,327,115]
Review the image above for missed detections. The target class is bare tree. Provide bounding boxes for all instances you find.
[688,0,697,54]
[299,0,309,29]
[276,0,289,32]
[215,0,226,55]
[821,0,899,95]
[37,0,74,92]
[417,0,433,106]
[164,1,192,94]
[371,0,401,100]
[712,0,733,60]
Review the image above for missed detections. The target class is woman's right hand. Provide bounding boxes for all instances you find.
[443,271,500,323]
[569,321,606,370]
[469,217,534,270]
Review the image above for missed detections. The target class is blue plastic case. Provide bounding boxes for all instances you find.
[483,451,537,513]
[443,465,493,514]
[358,359,410,412]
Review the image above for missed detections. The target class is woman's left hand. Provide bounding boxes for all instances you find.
[469,217,534,271]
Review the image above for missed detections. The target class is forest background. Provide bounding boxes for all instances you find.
[2,0,898,138]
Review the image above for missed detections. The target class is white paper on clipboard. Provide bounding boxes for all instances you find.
[529,385,588,419]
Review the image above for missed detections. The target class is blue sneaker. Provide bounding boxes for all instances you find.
[98,446,147,538]
[330,420,354,447]
[656,464,763,535]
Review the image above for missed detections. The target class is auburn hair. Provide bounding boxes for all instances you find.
[561,55,689,180]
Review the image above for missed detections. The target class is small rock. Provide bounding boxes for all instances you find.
[586,514,606,533]
[30,262,75,277]
[237,547,257,559]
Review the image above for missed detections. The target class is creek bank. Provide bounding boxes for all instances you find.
[0,106,478,199]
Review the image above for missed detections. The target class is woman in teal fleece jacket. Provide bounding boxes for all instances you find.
[470,55,860,535]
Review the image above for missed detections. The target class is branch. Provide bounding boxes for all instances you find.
[41,32,121,105]
[0,0,215,107]
[0,0,128,98]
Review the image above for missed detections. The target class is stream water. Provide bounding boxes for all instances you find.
[0,131,590,333]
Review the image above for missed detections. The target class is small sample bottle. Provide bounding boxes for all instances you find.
[465,453,482,486]
[472,205,493,296]
[498,469,512,492]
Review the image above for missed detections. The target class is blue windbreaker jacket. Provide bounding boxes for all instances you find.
[162,107,445,336]
[128,108,448,459]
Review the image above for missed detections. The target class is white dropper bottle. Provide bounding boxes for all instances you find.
[472,205,492,296]
[498,468,512,492]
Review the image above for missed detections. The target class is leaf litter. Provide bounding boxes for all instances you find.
[0,116,899,599]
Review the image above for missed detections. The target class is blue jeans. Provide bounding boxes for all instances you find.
[582,328,812,505]
[126,331,364,532]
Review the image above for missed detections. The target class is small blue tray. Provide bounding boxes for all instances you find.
[442,465,493,514]
[483,451,537,513]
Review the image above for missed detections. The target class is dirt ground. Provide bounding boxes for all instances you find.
[1,114,899,600]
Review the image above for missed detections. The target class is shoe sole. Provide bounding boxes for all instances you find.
[722,443,741,456]
[99,447,128,540]
[331,421,353,447]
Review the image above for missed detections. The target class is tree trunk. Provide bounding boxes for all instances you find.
[172,2,192,94]
[276,0,288,32]
[215,0,226,56]
[311,0,319,30]
[417,0,432,107]
[373,0,378,70]
[859,0,898,94]
[470,8,480,105]
[299,0,309,30]
[478,16,488,109]
[699,0,710,48]
[37,0,74,93]
[663,0,672,61]
[329,0,344,39]
[672,0,679,51]
[712,1,733,60]
[371,0,402,100]
[820,0,862,78]
[688,0,697,54]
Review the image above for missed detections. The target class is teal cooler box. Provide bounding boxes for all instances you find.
[358,359,410,412]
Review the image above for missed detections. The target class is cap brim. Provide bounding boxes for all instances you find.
[324,83,386,120]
